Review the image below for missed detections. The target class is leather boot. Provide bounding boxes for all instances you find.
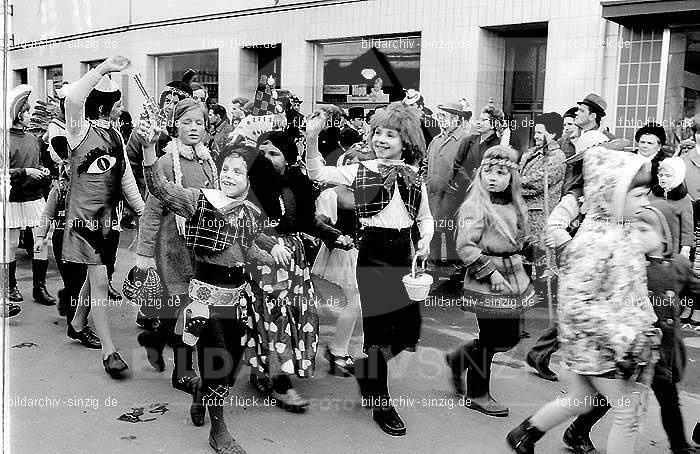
[32,259,56,305]
[506,418,545,454]
[8,261,23,302]
[563,396,610,454]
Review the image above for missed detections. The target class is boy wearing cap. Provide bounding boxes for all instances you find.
[6,84,56,307]
[63,56,145,378]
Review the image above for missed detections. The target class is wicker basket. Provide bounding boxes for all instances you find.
[402,256,433,301]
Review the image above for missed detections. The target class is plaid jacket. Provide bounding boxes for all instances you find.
[351,163,423,220]
[184,194,262,253]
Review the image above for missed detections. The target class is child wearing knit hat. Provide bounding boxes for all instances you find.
[633,206,700,454]
[650,157,694,258]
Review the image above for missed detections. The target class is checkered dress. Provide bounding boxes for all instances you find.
[184,195,262,253]
[351,163,423,220]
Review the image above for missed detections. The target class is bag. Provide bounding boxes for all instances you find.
[460,284,536,317]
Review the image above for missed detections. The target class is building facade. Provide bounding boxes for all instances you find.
[7,0,700,145]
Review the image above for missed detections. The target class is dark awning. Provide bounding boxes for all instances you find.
[601,0,700,28]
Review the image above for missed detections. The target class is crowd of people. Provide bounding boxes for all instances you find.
[4,53,700,454]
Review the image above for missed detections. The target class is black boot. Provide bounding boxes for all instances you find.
[137,331,165,372]
[563,397,610,454]
[506,418,545,454]
[32,259,56,305]
[8,261,23,302]
[371,395,406,436]
[526,350,558,382]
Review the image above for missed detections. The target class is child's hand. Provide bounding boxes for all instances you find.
[33,237,46,255]
[271,242,292,267]
[681,246,691,260]
[335,235,354,249]
[489,271,512,293]
[415,237,430,259]
[306,111,328,137]
[97,56,131,74]
[544,234,557,249]
[135,255,156,270]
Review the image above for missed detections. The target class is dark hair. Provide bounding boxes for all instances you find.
[258,130,299,164]
[85,89,121,120]
[210,104,228,122]
[318,127,341,157]
[481,104,506,131]
[339,128,362,148]
[534,112,564,140]
[119,110,132,124]
[563,107,578,120]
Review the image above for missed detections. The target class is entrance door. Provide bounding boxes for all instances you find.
[503,37,547,153]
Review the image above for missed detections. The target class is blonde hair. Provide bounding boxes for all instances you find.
[460,145,530,241]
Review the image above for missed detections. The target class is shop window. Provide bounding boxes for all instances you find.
[156,51,218,101]
[319,35,420,107]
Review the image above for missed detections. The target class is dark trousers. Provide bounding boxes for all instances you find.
[198,309,246,402]
[528,325,560,364]
[103,230,120,281]
[150,293,195,380]
[62,261,88,326]
[652,380,690,453]
[450,314,520,397]
[354,227,421,400]
[51,229,69,288]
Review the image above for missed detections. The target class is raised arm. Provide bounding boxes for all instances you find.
[65,56,131,143]
[304,111,357,185]
[139,125,198,219]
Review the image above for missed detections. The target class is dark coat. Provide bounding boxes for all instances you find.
[441,132,501,219]
[647,254,700,384]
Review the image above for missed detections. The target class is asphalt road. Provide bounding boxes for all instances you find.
[6,230,700,453]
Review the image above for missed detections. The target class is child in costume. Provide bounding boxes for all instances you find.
[5,84,55,306]
[306,101,433,437]
[445,145,534,417]
[312,150,372,377]
[135,97,217,403]
[507,147,660,454]
[63,56,145,377]
[140,122,283,454]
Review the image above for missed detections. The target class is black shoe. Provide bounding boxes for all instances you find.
[506,418,545,454]
[324,346,354,377]
[693,422,699,445]
[271,388,310,413]
[33,285,56,306]
[526,351,558,382]
[371,400,406,437]
[190,377,206,427]
[445,352,466,395]
[137,332,165,372]
[4,303,21,318]
[172,370,199,395]
[108,280,122,301]
[103,352,129,378]
[135,309,159,330]
[67,324,102,349]
[9,286,23,302]
[249,373,273,396]
[465,394,509,417]
[563,423,600,454]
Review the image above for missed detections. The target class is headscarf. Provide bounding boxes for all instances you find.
[557,146,659,376]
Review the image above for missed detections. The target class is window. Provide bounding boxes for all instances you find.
[42,65,63,98]
[319,35,421,106]
[155,51,219,101]
[615,28,664,142]
[13,68,28,86]
[82,59,104,74]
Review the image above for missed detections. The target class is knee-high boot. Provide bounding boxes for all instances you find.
[32,259,56,305]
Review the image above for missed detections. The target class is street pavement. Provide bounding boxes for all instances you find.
[6,230,700,454]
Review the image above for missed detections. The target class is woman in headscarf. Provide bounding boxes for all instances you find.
[244,130,346,412]
[507,147,661,454]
